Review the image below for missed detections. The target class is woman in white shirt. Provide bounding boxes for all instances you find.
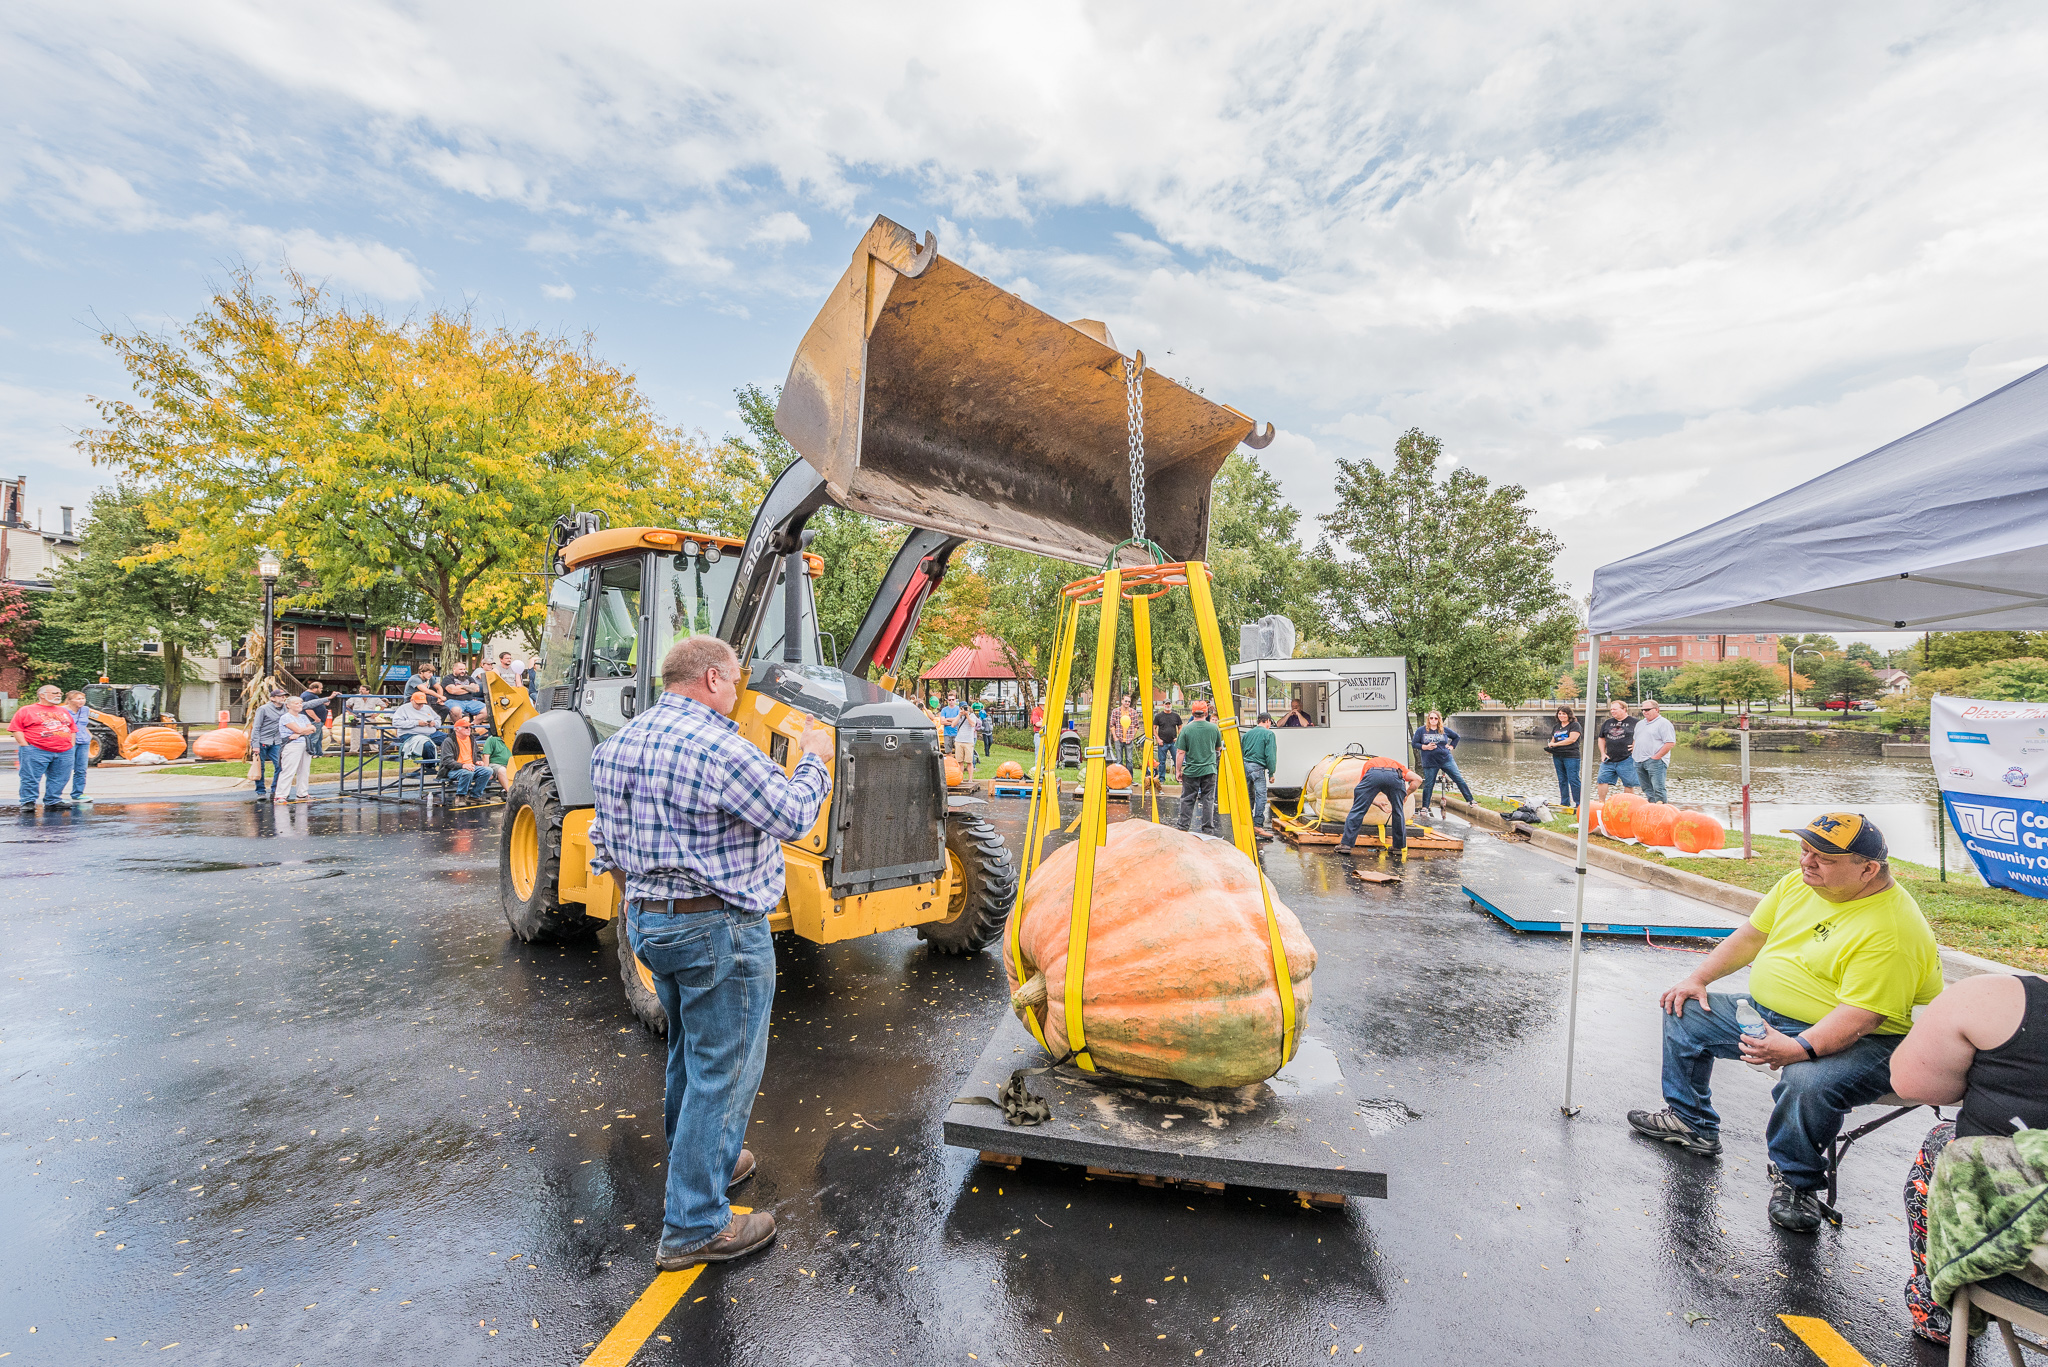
[274,696,317,804]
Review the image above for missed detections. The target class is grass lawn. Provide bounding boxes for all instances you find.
[1474,796,2047,971]
[153,756,349,779]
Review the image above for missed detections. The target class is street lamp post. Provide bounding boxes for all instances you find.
[1786,644,1820,715]
[258,549,281,690]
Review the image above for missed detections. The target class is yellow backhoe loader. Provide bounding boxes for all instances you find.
[492,215,1271,1033]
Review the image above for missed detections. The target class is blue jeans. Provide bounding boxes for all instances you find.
[1245,767,1269,830]
[69,741,90,798]
[445,699,485,718]
[252,741,280,795]
[1637,756,1669,804]
[1420,760,1472,807]
[1339,770,1408,848]
[17,745,69,806]
[1552,753,1582,805]
[626,904,777,1252]
[1597,756,1639,788]
[1659,990,1900,1190]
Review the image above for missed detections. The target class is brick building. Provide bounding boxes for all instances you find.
[1574,631,1780,668]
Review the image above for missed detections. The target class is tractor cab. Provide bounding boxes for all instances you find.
[81,681,164,765]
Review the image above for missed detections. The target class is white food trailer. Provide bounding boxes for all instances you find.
[1228,656,1410,800]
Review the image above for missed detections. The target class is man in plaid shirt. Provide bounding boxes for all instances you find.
[589,634,832,1270]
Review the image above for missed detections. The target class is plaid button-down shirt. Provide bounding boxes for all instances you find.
[587,692,831,913]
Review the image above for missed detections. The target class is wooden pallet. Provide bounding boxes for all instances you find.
[1272,814,1464,851]
[977,1151,1345,1210]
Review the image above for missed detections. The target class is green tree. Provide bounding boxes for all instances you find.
[1777,632,1841,664]
[1806,658,1879,707]
[1844,641,1884,666]
[1919,631,2037,669]
[1975,657,2048,702]
[1314,429,1574,715]
[1719,659,1790,711]
[40,485,258,714]
[1667,662,1726,711]
[81,267,694,673]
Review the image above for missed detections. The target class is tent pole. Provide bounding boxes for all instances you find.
[1562,635,1601,1117]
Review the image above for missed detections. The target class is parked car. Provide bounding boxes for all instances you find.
[1819,698,1880,712]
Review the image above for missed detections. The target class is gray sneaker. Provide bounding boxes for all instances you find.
[1627,1106,1721,1156]
[1768,1173,1823,1233]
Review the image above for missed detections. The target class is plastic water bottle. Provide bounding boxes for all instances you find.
[1735,997,1771,1073]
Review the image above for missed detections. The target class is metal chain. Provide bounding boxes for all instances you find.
[1124,354,1146,543]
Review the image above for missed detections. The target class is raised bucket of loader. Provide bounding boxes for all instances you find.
[775,215,1272,568]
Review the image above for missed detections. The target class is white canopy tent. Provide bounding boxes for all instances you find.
[1557,359,2048,1114]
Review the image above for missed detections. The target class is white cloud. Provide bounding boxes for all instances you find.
[541,282,574,301]
[5,0,2048,598]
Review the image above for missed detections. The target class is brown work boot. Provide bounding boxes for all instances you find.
[654,1211,776,1271]
[727,1148,756,1189]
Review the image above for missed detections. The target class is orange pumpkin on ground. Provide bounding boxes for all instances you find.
[1632,803,1680,847]
[1008,821,1316,1088]
[1297,754,1420,827]
[1105,763,1133,789]
[126,726,187,761]
[192,728,248,761]
[944,756,966,787]
[1600,792,1647,838]
[1674,810,1727,853]
[995,760,1025,780]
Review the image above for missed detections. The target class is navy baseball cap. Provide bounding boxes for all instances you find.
[1783,812,1888,860]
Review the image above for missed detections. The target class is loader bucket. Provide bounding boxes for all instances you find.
[776,215,1273,568]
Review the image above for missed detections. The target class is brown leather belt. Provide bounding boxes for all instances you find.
[637,895,725,914]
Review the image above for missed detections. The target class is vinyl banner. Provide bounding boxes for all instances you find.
[1931,695,2048,898]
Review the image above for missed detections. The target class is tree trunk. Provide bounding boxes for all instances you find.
[162,641,184,719]
[436,596,464,675]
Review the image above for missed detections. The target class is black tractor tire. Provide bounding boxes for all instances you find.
[500,762,601,944]
[918,811,1017,955]
[90,724,119,766]
[616,922,669,1036]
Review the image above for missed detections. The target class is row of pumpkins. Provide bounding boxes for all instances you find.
[1597,791,1725,852]
[103,710,253,763]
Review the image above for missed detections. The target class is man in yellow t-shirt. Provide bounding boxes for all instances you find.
[1627,813,1942,1233]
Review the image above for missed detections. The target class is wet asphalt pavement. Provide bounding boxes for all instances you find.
[3,791,1974,1365]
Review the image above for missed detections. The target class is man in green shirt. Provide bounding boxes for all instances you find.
[1628,813,1943,1232]
[1241,710,1278,839]
[1173,699,1224,836]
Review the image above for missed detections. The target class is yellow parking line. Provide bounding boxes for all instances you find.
[1777,1315,1872,1367]
[581,1207,750,1367]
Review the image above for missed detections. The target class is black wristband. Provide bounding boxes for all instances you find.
[1795,1034,1819,1061]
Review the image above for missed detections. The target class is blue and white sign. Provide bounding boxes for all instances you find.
[1931,696,2048,897]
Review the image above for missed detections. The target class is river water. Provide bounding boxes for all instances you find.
[1449,738,1968,873]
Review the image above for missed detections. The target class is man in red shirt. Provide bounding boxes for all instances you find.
[11,684,79,811]
[1335,754,1421,853]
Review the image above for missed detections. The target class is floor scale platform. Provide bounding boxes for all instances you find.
[943,1012,1391,1201]
[1461,865,1749,939]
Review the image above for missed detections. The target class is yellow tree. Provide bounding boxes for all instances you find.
[80,268,695,670]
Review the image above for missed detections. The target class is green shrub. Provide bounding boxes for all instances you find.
[993,726,1035,750]
[1692,729,1739,750]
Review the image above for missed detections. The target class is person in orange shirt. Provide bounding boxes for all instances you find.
[11,684,79,810]
[1335,754,1421,853]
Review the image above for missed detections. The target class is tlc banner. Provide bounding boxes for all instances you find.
[1931,695,2048,898]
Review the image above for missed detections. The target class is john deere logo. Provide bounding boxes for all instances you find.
[883,735,898,751]
[1814,922,1833,942]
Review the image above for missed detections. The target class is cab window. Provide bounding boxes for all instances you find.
[589,561,643,680]
[652,549,742,666]
[534,568,588,698]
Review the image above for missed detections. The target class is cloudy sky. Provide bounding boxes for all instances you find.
[5,2,2046,640]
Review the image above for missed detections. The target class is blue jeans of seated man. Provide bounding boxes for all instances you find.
[1339,770,1409,848]
[1419,759,1472,808]
[445,699,484,719]
[69,741,90,799]
[1660,990,1900,1190]
[1637,756,1669,804]
[626,903,776,1252]
[1553,753,1582,805]
[18,745,69,806]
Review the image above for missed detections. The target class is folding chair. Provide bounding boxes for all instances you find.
[1821,1092,1928,1225]
[1949,1273,2048,1365]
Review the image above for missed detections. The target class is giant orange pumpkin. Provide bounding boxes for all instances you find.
[1674,810,1726,853]
[1007,821,1316,1088]
[944,756,966,787]
[1298,754,1418,827]
[126,727,187,761]
[995,760,1024,780]
[1105,763,1133,789]
[1632,803,1679,847]
[1600,792,1646,838]
[192,727,248,761]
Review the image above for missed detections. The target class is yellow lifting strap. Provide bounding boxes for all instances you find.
[1185,564,1298,1066]
[1133,592,1159,825]
[1059,567,1123,1072]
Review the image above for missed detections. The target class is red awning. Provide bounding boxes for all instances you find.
[385,624,444,645]
[919,634,1018,681]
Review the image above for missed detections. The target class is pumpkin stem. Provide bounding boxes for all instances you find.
[1010,972,1047,1021]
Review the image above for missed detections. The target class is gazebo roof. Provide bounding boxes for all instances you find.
[920,634,1017,681]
